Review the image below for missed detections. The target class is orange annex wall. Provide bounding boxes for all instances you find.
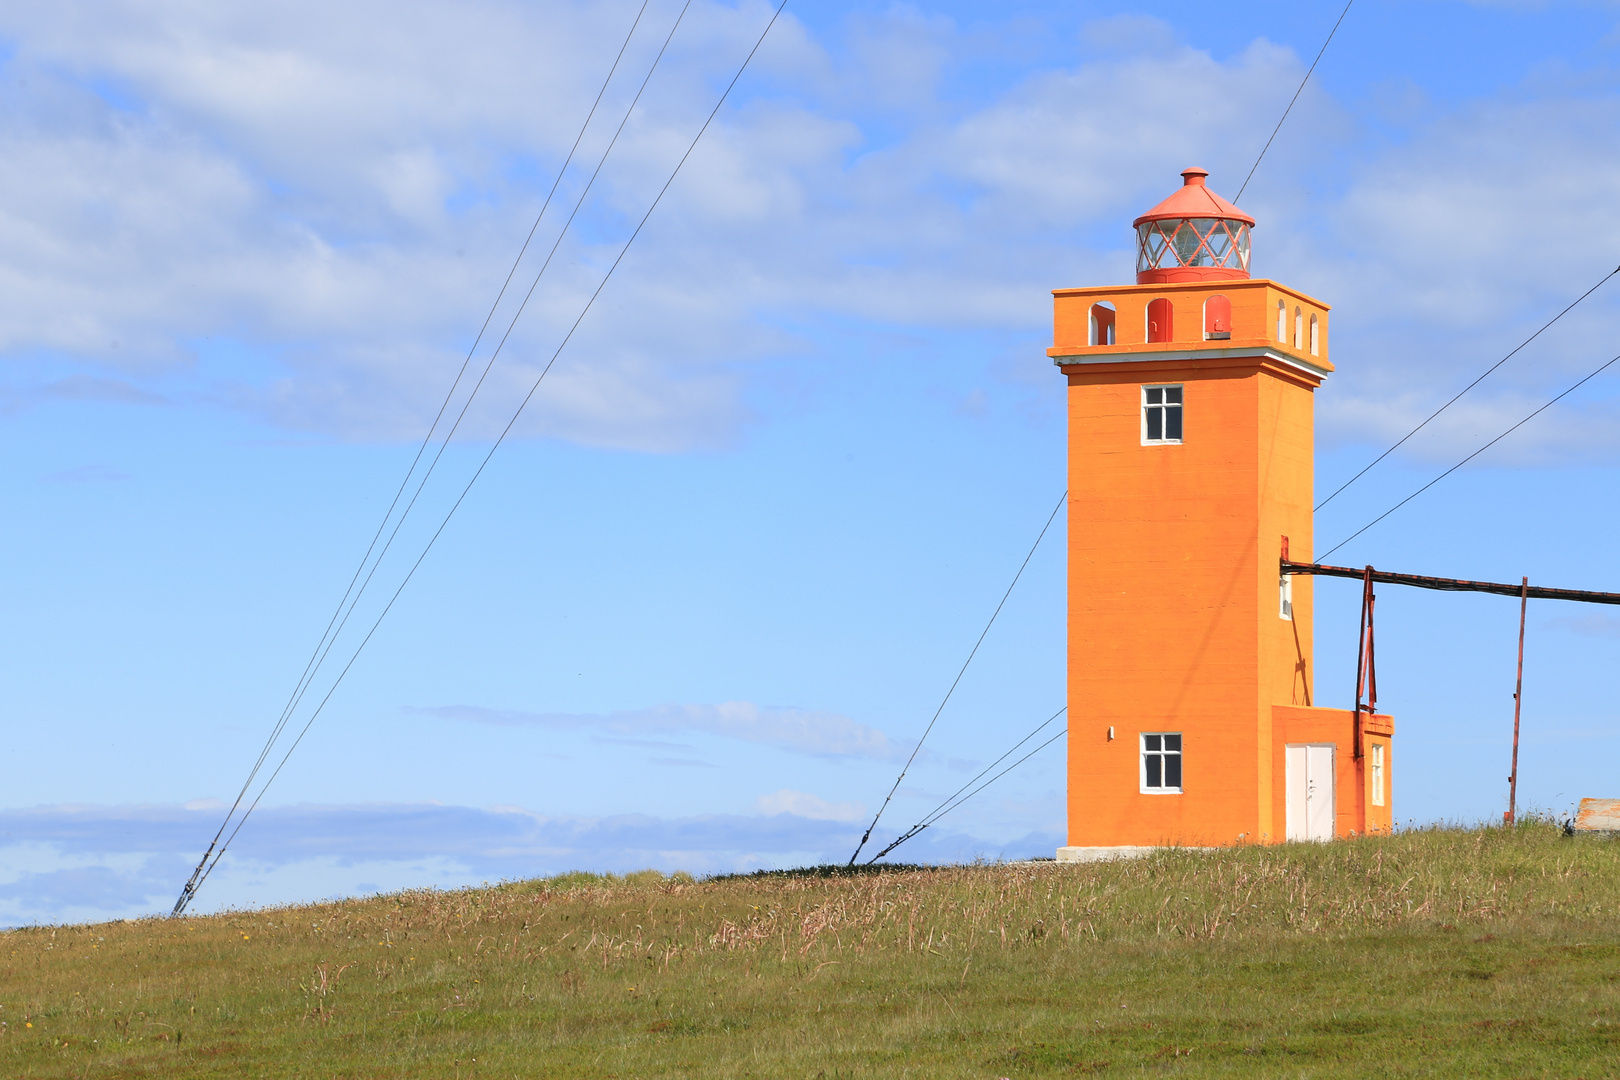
[1271,707,1395,838]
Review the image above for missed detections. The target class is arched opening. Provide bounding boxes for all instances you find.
[1089,302,1117,346]
[1277,300,1287,343]
[1147,298,1174,343]
[1204,294,1231,340]
[1294,306,1303,349]
[1309,313,1320,356]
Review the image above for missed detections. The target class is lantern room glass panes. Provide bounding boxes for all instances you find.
[1136,217,1251,275]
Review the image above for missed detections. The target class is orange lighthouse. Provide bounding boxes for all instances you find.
[1051,168,1392,857]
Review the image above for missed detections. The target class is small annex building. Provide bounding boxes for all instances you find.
[1051,168,1393,859]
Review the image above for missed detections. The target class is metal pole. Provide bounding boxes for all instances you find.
[1365,584,1377,714]
[1507,576,1528,824]
[1352,568,1368,746]
[1353,568,1373,760]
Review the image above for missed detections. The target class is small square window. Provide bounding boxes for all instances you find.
[1143,385,1183,445]
[1141,732,1183,793]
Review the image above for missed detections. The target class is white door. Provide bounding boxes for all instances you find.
[1285,744,1336,841]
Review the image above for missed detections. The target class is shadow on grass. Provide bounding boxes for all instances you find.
[705,862,939,883]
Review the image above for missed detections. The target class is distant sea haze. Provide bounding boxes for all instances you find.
[0,801,1061,927]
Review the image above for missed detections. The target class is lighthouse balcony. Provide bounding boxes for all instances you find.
[1048,278,1332,376]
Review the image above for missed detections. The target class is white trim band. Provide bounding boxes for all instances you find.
[1052,346,1331,380]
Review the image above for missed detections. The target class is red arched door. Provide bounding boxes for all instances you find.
[1147,298,1174,343]
[1204,294,1231,339]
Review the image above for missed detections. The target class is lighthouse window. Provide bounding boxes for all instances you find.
[1142,385,1183,444]
[1294,307,1304,349]
[1371,743,1386,806]
[1141,733,1183,792]
[1310,313,1320,356]
[1277,300,1287,343]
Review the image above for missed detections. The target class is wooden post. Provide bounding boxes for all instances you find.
[1353,567,1374,760]
[1507,576,1528,824]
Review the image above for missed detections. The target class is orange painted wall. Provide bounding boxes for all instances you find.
[1058,279,1334,848]
[1051,279,1331,368]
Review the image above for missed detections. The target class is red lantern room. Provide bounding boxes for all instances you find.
[1133,167,1254,285]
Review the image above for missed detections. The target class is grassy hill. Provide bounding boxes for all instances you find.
[4,821,1620,1078]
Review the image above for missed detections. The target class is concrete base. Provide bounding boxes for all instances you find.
[1055,846,1157,863]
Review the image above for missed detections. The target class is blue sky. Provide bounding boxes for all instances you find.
[4,0,1620,926]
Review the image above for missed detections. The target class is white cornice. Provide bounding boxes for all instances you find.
[1051,345,1332,380]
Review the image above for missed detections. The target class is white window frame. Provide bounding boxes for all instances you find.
[1141,384,1183,446]
[1371,743,1385,806]
[1140,732,1183,794]
[1280,573,1294,620]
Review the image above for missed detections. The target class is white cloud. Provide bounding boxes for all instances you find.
[0,1,1320,452]
[0,1,1614,466]
[1298,87,1620,464]
[753,788,865,822]
[418,700,905,760]
[0,0,803,450]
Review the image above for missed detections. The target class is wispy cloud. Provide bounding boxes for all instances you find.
[753,788,866,822]
[1545,613,1620,639]
[43,464,133,483]
[2,375,169,418]
[417,701,906,761]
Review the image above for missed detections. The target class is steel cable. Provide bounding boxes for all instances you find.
[217,0,697,818]
[847,490,1066,866]
[1315,265,1620,513]
[173,0,653,915]
[865,706,1066,863]
[1319,349,1620,561]
[1234,0,1354,203]
[175,0,791,914]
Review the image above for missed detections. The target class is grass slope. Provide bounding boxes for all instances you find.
[4,822,1620,1078]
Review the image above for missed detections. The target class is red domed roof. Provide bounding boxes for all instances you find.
[1133,168,1254,228]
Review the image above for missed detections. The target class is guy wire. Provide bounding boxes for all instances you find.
[848,490,1066,866]
[1234,0,1354,203]
[867,706,1066,863]
[176,0,791,914]
[1315,265,1620,512]
[229,0,697,811]
[172,0,653,916]
[1319,349,1620,561]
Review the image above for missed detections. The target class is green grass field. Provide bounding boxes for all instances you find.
[4,821,1620,1078]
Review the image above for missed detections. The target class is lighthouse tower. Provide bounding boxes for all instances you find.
[1051,168,1393,856]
